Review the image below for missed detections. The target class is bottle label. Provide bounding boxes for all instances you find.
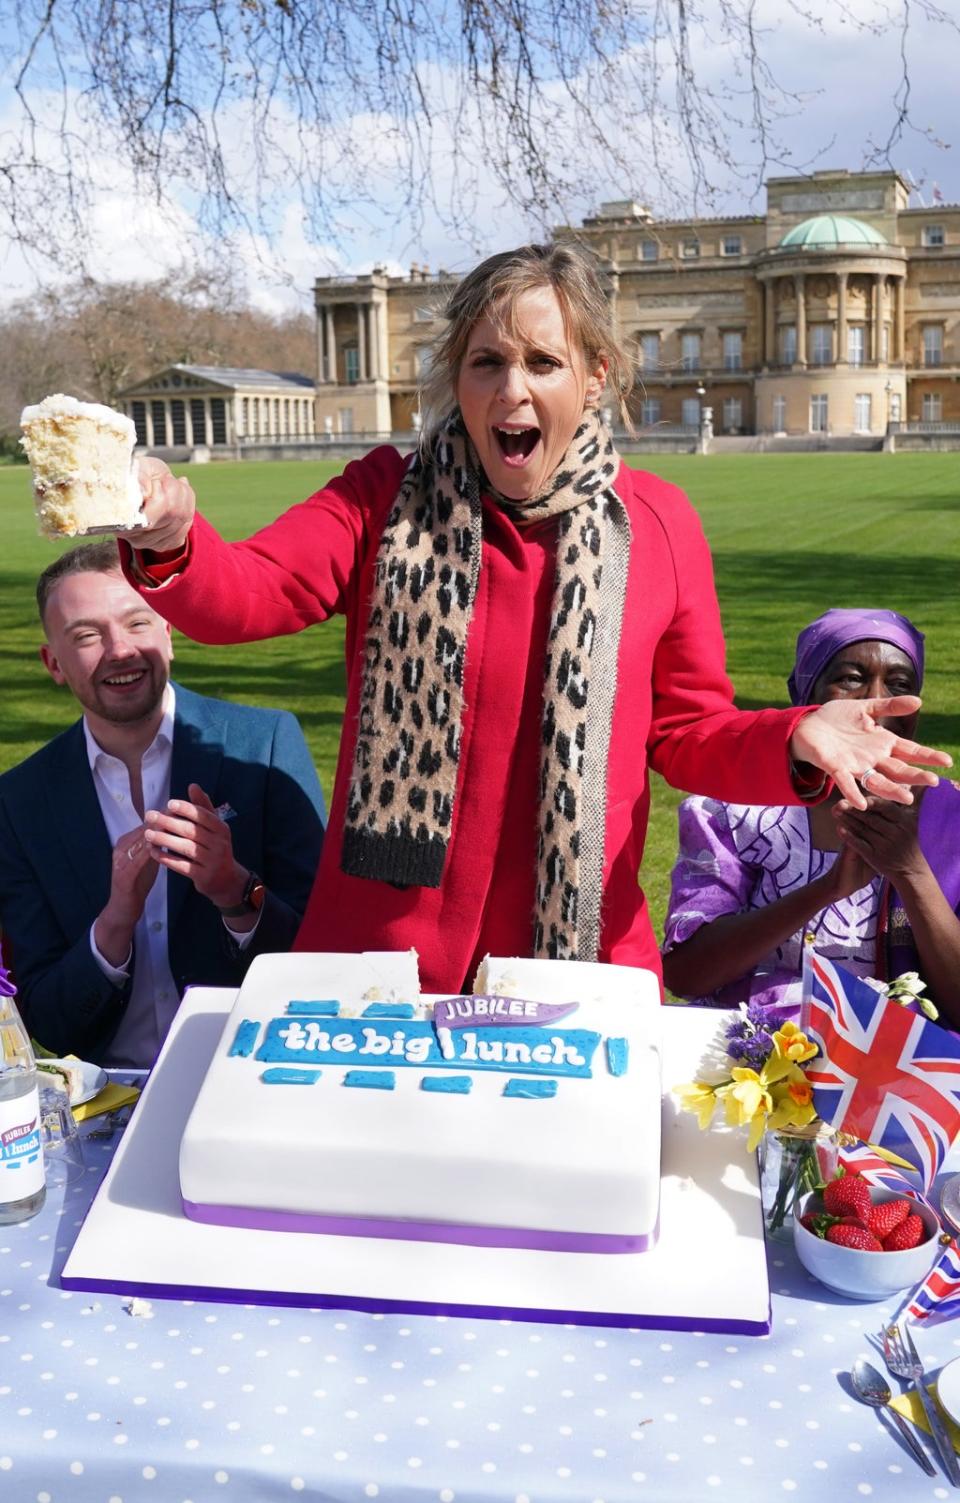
[0,1086,45,1200]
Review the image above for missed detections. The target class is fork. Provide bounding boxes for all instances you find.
[884,1322,960,1487]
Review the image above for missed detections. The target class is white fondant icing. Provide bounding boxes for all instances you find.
[179,952,661,1244]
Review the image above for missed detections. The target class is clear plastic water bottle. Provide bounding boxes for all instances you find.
[0,964,45,1223]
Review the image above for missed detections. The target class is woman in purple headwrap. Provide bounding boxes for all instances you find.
[662,608,960,1027]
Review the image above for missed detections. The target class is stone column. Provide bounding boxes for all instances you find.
[326,307,336,382]
[836,271,848,365]
[764,280,775,366]
[358,304,368,382]
[872,274,883,364]
[367,303,379,380]
[145,403,155,449]
[794,274,806,367]
[895,276,905,362]
[184,400,194,447]
[204,398,212,444]
[316,305,326,387]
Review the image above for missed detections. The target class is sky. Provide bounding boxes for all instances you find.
[0,0,956,316]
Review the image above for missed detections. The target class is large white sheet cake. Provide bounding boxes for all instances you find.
[179,952,662,1252]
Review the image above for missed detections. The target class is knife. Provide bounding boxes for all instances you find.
[904,1322,960,1487]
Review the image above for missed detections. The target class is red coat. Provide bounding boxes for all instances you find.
[124,447,813,991]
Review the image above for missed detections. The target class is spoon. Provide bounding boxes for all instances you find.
[851,1357,936,1475]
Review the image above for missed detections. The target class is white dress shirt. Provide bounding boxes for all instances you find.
[85,685,256,1067]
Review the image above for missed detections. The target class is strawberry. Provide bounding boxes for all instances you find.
[882,1214,926,1252]
[800,1211,834,1237]
[823,1170,872,1222]
[866,1199,912,1241]
[826,1222,883,1251]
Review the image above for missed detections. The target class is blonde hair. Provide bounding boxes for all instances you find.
[418,243,635,450]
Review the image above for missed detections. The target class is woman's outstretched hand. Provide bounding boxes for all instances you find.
[119,456,197,552]
[789,695,951,808]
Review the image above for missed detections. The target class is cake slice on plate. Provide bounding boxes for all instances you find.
[20,393,145,538]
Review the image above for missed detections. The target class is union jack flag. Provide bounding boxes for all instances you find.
[906,1238,960,1323]
[801,950,960,1191]
[837,1141,926,1206]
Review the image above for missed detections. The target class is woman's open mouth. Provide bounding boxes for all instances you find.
[493,425,541,467]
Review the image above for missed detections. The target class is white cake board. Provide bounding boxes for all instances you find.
[62,991,771,1334]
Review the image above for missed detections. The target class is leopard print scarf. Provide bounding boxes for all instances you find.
[341,408,631,962]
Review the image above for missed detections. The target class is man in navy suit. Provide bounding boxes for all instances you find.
[0,541,325,1067]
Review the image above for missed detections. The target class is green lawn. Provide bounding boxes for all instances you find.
[2,452,958,943]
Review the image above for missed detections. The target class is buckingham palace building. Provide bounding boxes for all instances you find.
[314,168,960,441]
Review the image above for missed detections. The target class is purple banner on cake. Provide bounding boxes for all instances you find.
[433,995,580,1030]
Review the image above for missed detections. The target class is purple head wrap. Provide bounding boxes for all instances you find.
[788,607,925,706]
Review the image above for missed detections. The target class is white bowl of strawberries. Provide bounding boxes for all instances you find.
[793,1170,940,1300]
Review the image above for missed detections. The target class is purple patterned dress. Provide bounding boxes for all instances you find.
[662,798,882,1013]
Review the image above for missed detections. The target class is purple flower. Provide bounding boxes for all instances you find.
[0,963,16,999]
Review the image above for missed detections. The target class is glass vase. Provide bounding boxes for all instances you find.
[759,1123,840,1242]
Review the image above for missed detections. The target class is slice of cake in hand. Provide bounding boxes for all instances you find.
[179,951,662,1253]
[20,393,145,538]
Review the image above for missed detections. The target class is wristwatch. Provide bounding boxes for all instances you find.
[217,870,266,918]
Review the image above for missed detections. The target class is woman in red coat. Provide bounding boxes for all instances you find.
[120,245,948,993]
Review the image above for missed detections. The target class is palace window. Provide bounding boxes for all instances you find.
[772,395,786,433]
[680,239,700,259]
[170,400,187,446]
[780,325,797,365]
[640,240,659,262]
[345,346,360,383]
[640,332,660,371]
[131,402,147,446]
[922,224,944,248]
[151,401,168,446]
[722,397,743,431]
[847,326,865,367]
[721,235,742,256]
[640,398,661,427]
[810,394,828,433]
[853,394,872,433]
[809,325,832,366]
[922,392,943,421]
[681,332,701,371]
[923,326,943,367]
[681,397,701,427]
[722,331,742,371]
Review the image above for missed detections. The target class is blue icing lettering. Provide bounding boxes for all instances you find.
[606,1037,629,1077]
[420,1075,472,1094]
[361,1002,415,1018]
[228,1020,260,1057]
[344,1070,395,1090]
[503,1078,557,1099]
[255,1017,599,1077]
[285,999,340,1016]
[261,1067,322,1085]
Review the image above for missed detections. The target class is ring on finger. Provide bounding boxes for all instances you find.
[859,766,877,789]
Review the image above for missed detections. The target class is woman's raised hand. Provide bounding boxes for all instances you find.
[120,456,197,552]
[789,695,951,809]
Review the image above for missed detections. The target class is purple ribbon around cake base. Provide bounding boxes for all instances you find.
[181,1199,658,1254]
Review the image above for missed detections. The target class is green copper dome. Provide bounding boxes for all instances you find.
[779,215,887,248]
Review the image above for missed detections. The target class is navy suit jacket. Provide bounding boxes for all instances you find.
[0,683,325,1063]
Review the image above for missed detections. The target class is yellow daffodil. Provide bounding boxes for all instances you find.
[674,1080,720,1130]
[771,1021,818,1065]
[720,1068,774,1152]
[767,1069,818,1131]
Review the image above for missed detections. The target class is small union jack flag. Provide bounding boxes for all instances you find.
[837,1141,926,1205]
[906,1238,960,1323]
[801,950,960,1191]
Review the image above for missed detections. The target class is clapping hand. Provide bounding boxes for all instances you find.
[144,783,248,911]
[789,695,950,809]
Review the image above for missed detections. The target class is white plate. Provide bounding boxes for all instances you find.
[40,1058,108,1106]
[936,1355,960,1428]
[941,1173,960,1236]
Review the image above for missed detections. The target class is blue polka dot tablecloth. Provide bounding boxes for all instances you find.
[2,1128,959,1503]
